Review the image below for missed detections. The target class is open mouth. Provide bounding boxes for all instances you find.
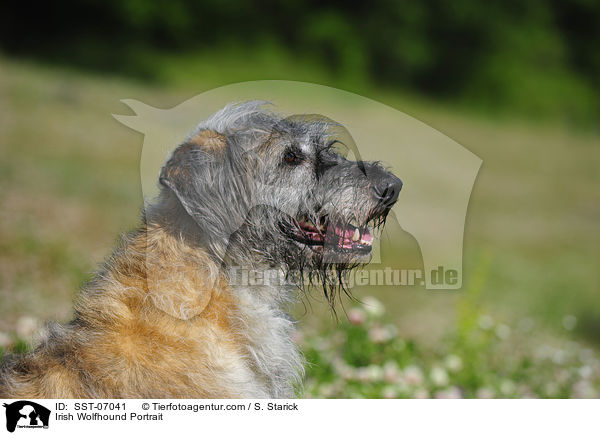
[293,216,374,252]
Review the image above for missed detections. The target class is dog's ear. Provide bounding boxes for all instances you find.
[158,129,251,256]
[159,129,227,197]
[159,129,228,218]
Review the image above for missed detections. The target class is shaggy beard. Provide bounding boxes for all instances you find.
[221,206,390,311]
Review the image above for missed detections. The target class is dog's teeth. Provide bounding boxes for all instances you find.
[352,228,360,242]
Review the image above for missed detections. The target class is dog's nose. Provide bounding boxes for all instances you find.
[373,175,402,207]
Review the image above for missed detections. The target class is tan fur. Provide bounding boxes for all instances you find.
[188,130,226,153]
[0,222,282,398]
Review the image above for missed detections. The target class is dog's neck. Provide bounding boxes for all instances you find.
[73,213,303,398]
[138,217,301,397]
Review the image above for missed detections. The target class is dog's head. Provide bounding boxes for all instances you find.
[157,102,401,302]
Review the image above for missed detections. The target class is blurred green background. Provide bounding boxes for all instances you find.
[2,0,600,126]
[0,0,599,398]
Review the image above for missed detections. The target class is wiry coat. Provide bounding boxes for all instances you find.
[0,220,302,398]
[0,101,400,398]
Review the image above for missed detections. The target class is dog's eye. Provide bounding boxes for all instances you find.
[283,150,301,165]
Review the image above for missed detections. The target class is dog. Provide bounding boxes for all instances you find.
[0,101,401,398]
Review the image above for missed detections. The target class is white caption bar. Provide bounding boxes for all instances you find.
[0,399,596,435]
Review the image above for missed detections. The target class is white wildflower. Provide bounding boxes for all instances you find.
[445,355,463,373]
[430,366,449,387]
[478,315,494,330]
[495,324,511,340]
[356,367,371,383]
[552,349,566,365]
[16,316,39,338]
[366,364,384,382]
[369,325,389,343]
[362,296,385,317]
[338,365,355,380]
[383,361,400,383]
[347,308,366,325]
[403,365,424,386]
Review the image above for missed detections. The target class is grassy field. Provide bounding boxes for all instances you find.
[0,56,599,397]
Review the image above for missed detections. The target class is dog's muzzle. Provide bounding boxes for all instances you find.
[294,172,402,254]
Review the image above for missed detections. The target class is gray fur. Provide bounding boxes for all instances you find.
[153,101,402,302]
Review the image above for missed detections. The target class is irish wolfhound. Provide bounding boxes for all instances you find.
[0,101,401,398]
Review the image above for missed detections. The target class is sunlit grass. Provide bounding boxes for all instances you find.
[300,295,600,398]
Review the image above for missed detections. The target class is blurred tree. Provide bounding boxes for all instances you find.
[0,0,598,124]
